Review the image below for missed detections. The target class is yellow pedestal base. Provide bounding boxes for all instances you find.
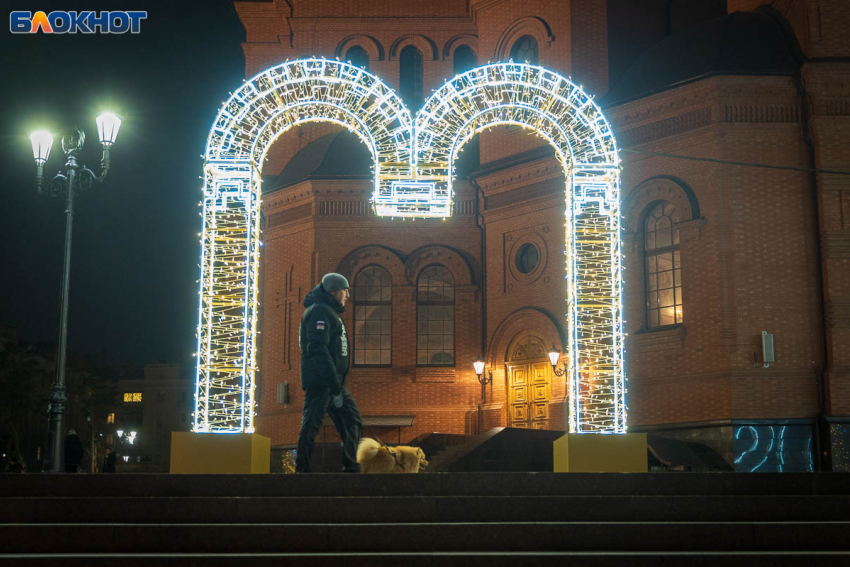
[170,432,270,474]
[553,432,647,473]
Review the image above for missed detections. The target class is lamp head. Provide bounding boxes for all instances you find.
[61,128,85,155]
[472,356,485,377]
[30,131,53,165]
[96,112,122,146]
[547,345,561,368]
[116,430,123,438]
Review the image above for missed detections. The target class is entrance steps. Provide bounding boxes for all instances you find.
[1,472,849,565]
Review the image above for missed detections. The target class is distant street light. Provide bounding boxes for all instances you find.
[31,112,122,473]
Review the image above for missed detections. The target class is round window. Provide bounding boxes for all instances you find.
[515,242,539,274]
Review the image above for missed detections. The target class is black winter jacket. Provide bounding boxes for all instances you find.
[299,284,350,392]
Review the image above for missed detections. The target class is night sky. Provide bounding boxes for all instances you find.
[0,2,246,368]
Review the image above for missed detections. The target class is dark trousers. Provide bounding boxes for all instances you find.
[295,386,362,472]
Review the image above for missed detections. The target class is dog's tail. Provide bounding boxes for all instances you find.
[356,437,380,465]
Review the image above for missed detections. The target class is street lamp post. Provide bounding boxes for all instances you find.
[31,113,122,473]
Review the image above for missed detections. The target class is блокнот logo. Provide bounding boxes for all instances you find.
[10,11,147,34]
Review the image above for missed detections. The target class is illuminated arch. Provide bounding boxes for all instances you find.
[415,63,624,433]
[197,59,625,436]
[197,58,411,433]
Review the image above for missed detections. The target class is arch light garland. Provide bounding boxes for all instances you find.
[197,58,624,435]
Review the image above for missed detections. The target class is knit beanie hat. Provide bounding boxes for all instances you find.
[321,273,350,293]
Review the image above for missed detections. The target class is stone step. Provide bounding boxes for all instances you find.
[1,551,849,567]
[1,521,848,554]
[3,495,850,523]
[3,472,848,498]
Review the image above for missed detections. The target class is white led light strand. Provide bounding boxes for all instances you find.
[198,59,625,435]
[415,63,625,433]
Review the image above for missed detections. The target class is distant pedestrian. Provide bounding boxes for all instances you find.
[4,456,24,473]
[64,429,84,473]
[101,447,117,473]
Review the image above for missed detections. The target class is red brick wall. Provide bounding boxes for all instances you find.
[233,0,850,449]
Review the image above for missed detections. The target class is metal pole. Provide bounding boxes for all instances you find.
[44,161,76,473]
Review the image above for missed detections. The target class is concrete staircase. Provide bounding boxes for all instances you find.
[1,472,849,565]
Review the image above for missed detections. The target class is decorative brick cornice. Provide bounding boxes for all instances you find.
[826,98,850,116]
[821,233,850,259]
[266,203,312,228]
[616,107,712,148]
[723,104,801,123]
[826,301,850,329]
[315,200,372,217]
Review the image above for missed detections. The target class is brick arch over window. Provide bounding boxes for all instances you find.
[336,245,405,284]
[487,308,565,368]
[389,34,439,61]
[443,33,479,60]
[624,176,704,244]
[403,245,475,286]
[494,16,554,61]
[335,35,385,61]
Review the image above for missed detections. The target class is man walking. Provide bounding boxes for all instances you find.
[296,273,362,473]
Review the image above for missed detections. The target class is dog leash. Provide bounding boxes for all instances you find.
[377,438,405,471]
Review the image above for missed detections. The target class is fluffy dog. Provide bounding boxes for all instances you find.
[356,438,428,473]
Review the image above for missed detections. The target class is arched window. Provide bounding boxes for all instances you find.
[644,202,683,328]
[353,266,392,365]
[345,46,369,70]
[399,45,424,110]
[417,266,454,366]
[510,35,539,65]
[453,45,477,75]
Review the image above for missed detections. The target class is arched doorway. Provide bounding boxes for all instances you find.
[506,334,554,430]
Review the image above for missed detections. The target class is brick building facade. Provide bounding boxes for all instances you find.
[233,0,850,471]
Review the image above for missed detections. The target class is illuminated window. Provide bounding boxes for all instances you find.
[399,45,423,110]
[510,35,538,65]
[453,45,476,75]
[644,201,683,327]
[353,266,392,366]
[345,46,369,70]
[417,266,454,366]
[123,392,143,403]
[107,413,115,424]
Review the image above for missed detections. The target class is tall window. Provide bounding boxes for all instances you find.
[510,35,539,64]
[399,45,424,110]
[345,46,369,70]
[644,202,683,327]
[353,266,392,365]
[453,45,477,75]
[417,266,455,366]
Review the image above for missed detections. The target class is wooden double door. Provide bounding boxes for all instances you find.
[507,362,552,429]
